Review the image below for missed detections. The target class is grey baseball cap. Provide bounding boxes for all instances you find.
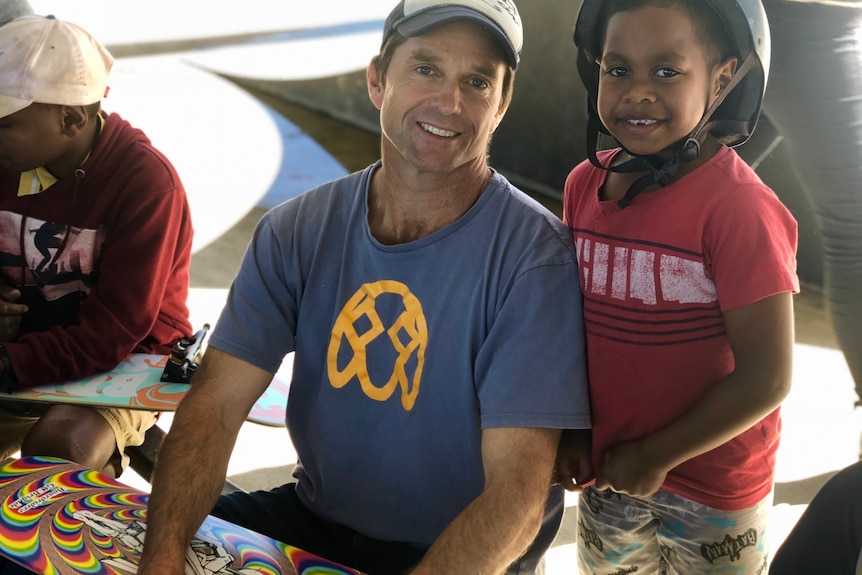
[0,0,33,27]
[382,0,523,69]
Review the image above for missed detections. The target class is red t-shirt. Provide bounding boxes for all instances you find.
[563,146,799,510]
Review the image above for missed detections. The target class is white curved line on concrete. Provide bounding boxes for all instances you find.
[102,55,283,253]
[180,31,381,81]
[28,0,394,45]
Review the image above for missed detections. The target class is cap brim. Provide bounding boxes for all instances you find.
[0,94,32,119]
[397,9,519,69]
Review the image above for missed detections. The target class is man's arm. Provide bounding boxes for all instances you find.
[410,426,561,575]
[597,291,795,495]
[136,347,275,575]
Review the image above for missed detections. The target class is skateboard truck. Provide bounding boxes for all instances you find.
[161,323,210,383]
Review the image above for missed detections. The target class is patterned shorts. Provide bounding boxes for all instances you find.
[577,485,771,575]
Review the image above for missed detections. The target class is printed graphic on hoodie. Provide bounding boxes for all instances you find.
[0,210,105,298]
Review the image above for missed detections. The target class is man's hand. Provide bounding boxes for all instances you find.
[0,285,26,342]
[554,428,594,491]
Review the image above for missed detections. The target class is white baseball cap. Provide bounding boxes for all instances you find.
[0,14,113,119]
[382,0,523,69]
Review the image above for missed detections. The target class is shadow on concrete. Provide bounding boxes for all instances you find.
[229,464,298,493]
[774,470,839,506]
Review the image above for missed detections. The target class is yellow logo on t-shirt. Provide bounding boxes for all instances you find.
[327,280,427,411]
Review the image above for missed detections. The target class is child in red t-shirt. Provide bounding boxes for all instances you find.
[556,0,798,572]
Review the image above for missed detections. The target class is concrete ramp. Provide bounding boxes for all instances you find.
[103,55,283,252]
[27,0,358,252]
[180,22,383,135]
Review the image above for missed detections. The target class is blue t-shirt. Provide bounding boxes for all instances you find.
[210,162,590,546]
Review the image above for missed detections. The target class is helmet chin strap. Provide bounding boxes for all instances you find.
[612,137,701,208]
[586,54,756,209]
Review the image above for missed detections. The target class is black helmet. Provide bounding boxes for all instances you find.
[573,0,771,206]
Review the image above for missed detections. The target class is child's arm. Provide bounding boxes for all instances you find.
[596,291,794,496]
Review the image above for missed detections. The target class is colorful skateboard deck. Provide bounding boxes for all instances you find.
[0,354,290,428]
[0,456,364,575]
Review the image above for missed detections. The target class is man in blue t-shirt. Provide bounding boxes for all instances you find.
[137,2,591,574]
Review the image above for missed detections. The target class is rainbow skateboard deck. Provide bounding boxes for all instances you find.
[0,353,289,428]
[0,456,363,575]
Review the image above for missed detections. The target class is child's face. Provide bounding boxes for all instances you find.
[0,103,71,174]
[596,4,735,157]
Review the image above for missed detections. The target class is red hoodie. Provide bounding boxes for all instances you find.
[0,112,193,385]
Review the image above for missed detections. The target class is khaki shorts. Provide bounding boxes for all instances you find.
[0,402,157,471]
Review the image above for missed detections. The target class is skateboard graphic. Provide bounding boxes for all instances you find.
[0,456,364,575]
[0,353,291,428]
